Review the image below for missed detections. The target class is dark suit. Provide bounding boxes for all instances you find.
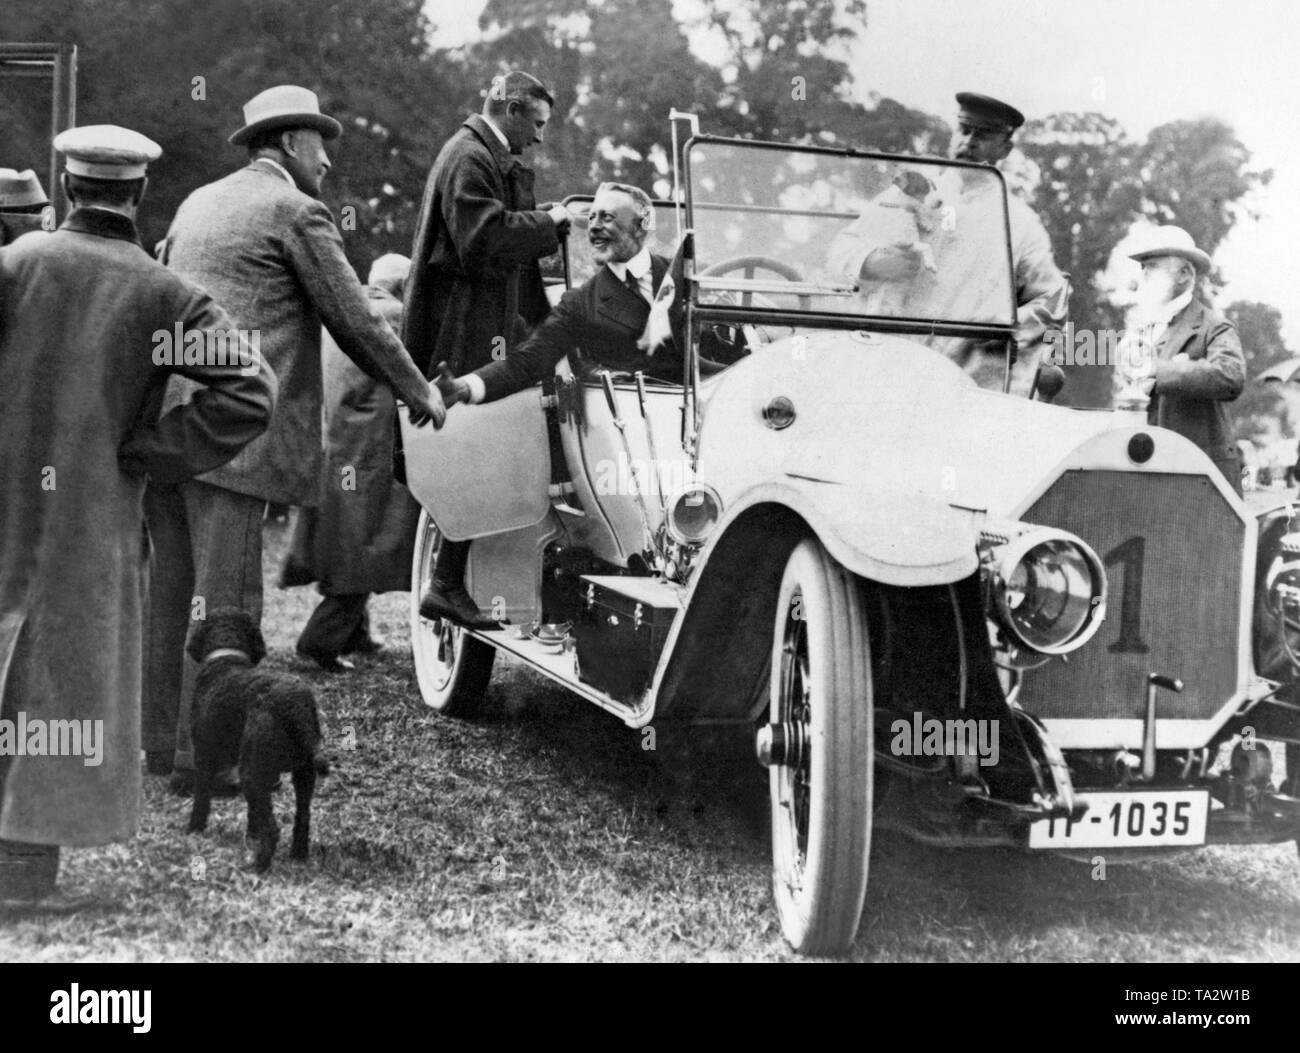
[1148,298,1245,495]
[404,114,557,378]
[474,254,679,400]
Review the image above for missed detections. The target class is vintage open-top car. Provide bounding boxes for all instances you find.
[398,126,1300,955]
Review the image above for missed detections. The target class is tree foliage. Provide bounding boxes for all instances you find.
[3,0,1283,422]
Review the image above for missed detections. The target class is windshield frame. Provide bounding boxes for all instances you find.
[682,134,1019,342]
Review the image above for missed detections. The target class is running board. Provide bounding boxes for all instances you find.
[463,623,650,726]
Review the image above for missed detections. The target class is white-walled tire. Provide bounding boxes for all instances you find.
[410,510,495,716]
[766,538,873,955]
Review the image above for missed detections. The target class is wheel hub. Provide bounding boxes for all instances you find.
[756,719,807,768]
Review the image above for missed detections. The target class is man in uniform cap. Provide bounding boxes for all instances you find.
[0,168,53,245]
[0,125,277,908]
[1115,224,1244,493]
[831,91,1068,393]
[143,87,444,788]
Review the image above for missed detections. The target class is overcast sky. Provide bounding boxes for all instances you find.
[427,0,1299,343]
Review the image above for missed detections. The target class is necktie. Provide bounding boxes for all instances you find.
[623,269,646,305]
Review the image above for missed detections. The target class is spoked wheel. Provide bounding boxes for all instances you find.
[760,538,874,955]
[410,509,495,716]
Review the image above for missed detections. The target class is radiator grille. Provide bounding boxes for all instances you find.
[1016,471,1243,722]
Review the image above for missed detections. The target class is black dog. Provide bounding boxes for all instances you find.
[186,608,330,871]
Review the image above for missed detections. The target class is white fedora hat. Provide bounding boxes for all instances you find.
[229,85,342,146]
[1128,224,1211,275]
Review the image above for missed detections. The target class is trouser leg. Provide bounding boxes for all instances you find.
[175,480,267,771]
[142,483,194,757]
[433,537,470,589]
[297,593,369,658]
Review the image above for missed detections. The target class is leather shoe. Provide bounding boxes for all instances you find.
[419,583,499,630]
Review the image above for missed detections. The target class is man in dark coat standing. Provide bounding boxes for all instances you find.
[144,86,444,788]
[405,70,571,627]
[0,126,276,907]
[281,254,423,669]
[1120,225,1245,494]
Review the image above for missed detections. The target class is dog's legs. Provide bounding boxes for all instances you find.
[289,765,316,861]
[244,787,278,873]
[188,768,213,833]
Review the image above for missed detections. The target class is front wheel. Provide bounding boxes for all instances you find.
[763,538,874,955]
[410,510,495,716]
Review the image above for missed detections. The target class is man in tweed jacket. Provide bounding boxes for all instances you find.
[144,86,444,786]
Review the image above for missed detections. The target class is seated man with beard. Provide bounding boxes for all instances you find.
[423,181,680,626]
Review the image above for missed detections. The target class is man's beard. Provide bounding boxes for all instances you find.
[1133,269,1180,320]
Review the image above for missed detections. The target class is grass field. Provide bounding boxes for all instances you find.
[2,519,1299,962]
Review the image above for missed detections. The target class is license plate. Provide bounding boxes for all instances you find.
[1028,790,1209,849]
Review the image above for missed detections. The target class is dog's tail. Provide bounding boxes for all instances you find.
[274,686,331,776]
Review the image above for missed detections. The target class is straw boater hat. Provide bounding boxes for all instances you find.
[1128,225,1211,275]
[229,85,342,146]
[0,168,49,209]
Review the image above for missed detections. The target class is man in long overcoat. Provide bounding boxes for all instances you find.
[144,86,443,786]
[404,70,570,627]
[0,126,276,906]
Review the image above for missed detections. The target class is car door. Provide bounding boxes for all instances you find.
[399,390,552,542]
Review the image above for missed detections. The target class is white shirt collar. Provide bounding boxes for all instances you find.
[481,115,512,152]
[605,246,652,283]
[254,157,296,188]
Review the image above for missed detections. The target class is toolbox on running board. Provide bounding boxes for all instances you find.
[574,575,684,704]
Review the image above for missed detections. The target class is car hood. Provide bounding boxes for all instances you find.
[694,330,1126,520]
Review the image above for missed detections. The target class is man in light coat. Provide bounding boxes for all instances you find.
[0,126,276,907]
[144,86,444,787]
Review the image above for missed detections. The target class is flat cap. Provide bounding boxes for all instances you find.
[53,125,161,179]
[0,168,49,209]
[956,92,1025,132]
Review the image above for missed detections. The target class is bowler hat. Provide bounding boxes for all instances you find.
[1128,225,1211,275]
[229,85,342,146]
[0,168,49,209]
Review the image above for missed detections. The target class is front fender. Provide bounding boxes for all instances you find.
[716,480,979,587]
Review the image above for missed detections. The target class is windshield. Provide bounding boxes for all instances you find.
[686,140,1016,329]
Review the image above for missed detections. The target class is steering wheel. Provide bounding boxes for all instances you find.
[696,255,808,351]
[697,255,811,311]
